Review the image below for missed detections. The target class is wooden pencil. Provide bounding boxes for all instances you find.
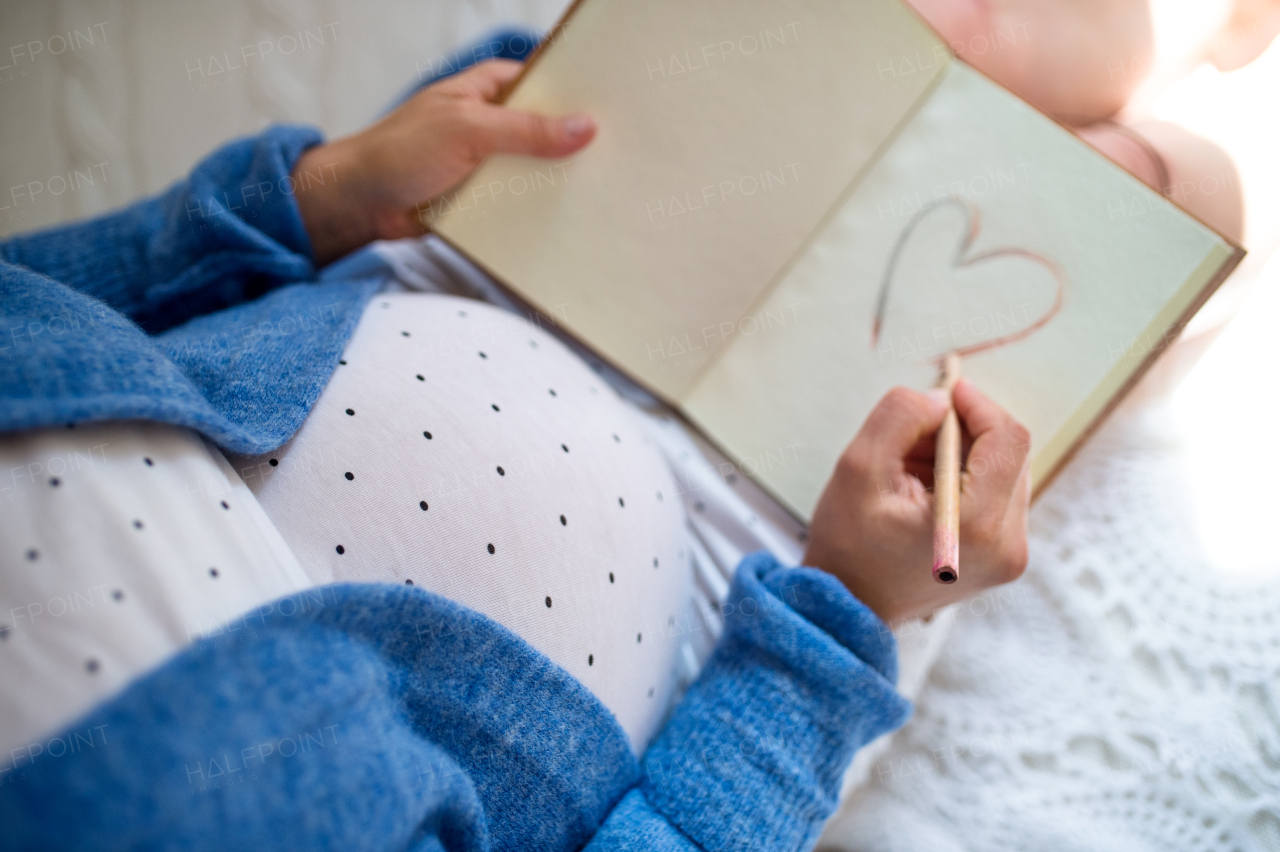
[933,352,962,584]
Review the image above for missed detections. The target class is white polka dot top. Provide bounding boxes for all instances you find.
[230,292,693,753]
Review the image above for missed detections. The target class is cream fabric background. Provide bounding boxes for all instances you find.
[0,0,566,239]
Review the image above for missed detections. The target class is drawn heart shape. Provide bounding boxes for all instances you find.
[870,197,1068,361]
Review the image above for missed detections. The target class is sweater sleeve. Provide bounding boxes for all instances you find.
[585,550,912,851]
[0,552,909,852]
[0,125,323,334]
[0,583,638,852]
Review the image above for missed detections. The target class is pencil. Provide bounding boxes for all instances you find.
[933,352,962,584]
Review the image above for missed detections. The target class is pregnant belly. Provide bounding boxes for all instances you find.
[231,292,692,753]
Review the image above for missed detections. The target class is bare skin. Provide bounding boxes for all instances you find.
[908,0,1155,124]
[907,0,1247,243]
[1206,0,1280,70]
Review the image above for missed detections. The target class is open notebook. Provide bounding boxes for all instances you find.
[429,0,1243,522]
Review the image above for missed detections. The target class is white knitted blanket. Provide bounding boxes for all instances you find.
[818,378,1280,851]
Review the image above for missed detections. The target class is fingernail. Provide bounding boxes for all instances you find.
[927,388,951,409]
[562,114,595,138]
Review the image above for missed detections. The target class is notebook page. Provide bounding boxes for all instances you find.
[681,61,1233,520]
[432,0,949,400]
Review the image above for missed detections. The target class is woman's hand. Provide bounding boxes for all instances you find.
[803,380,1032,626]
[291,59,596,265]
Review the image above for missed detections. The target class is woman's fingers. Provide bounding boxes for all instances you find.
[445,58,526,101]
[465,104,597,159]
[848,387,949,485]
[438,60,597,158]
[952,378,1031,579]
[953,378,1031,502]
[402,59,596,160]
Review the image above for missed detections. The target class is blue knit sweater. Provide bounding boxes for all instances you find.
[0,555,910,851]
[0,120,911,851]
[0,123,378,453]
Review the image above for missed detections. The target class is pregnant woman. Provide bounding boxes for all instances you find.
[0,37,1033,851]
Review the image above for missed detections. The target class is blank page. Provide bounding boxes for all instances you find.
[432,0,949,399]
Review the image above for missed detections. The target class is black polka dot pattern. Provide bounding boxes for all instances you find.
[245,294,691,747]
